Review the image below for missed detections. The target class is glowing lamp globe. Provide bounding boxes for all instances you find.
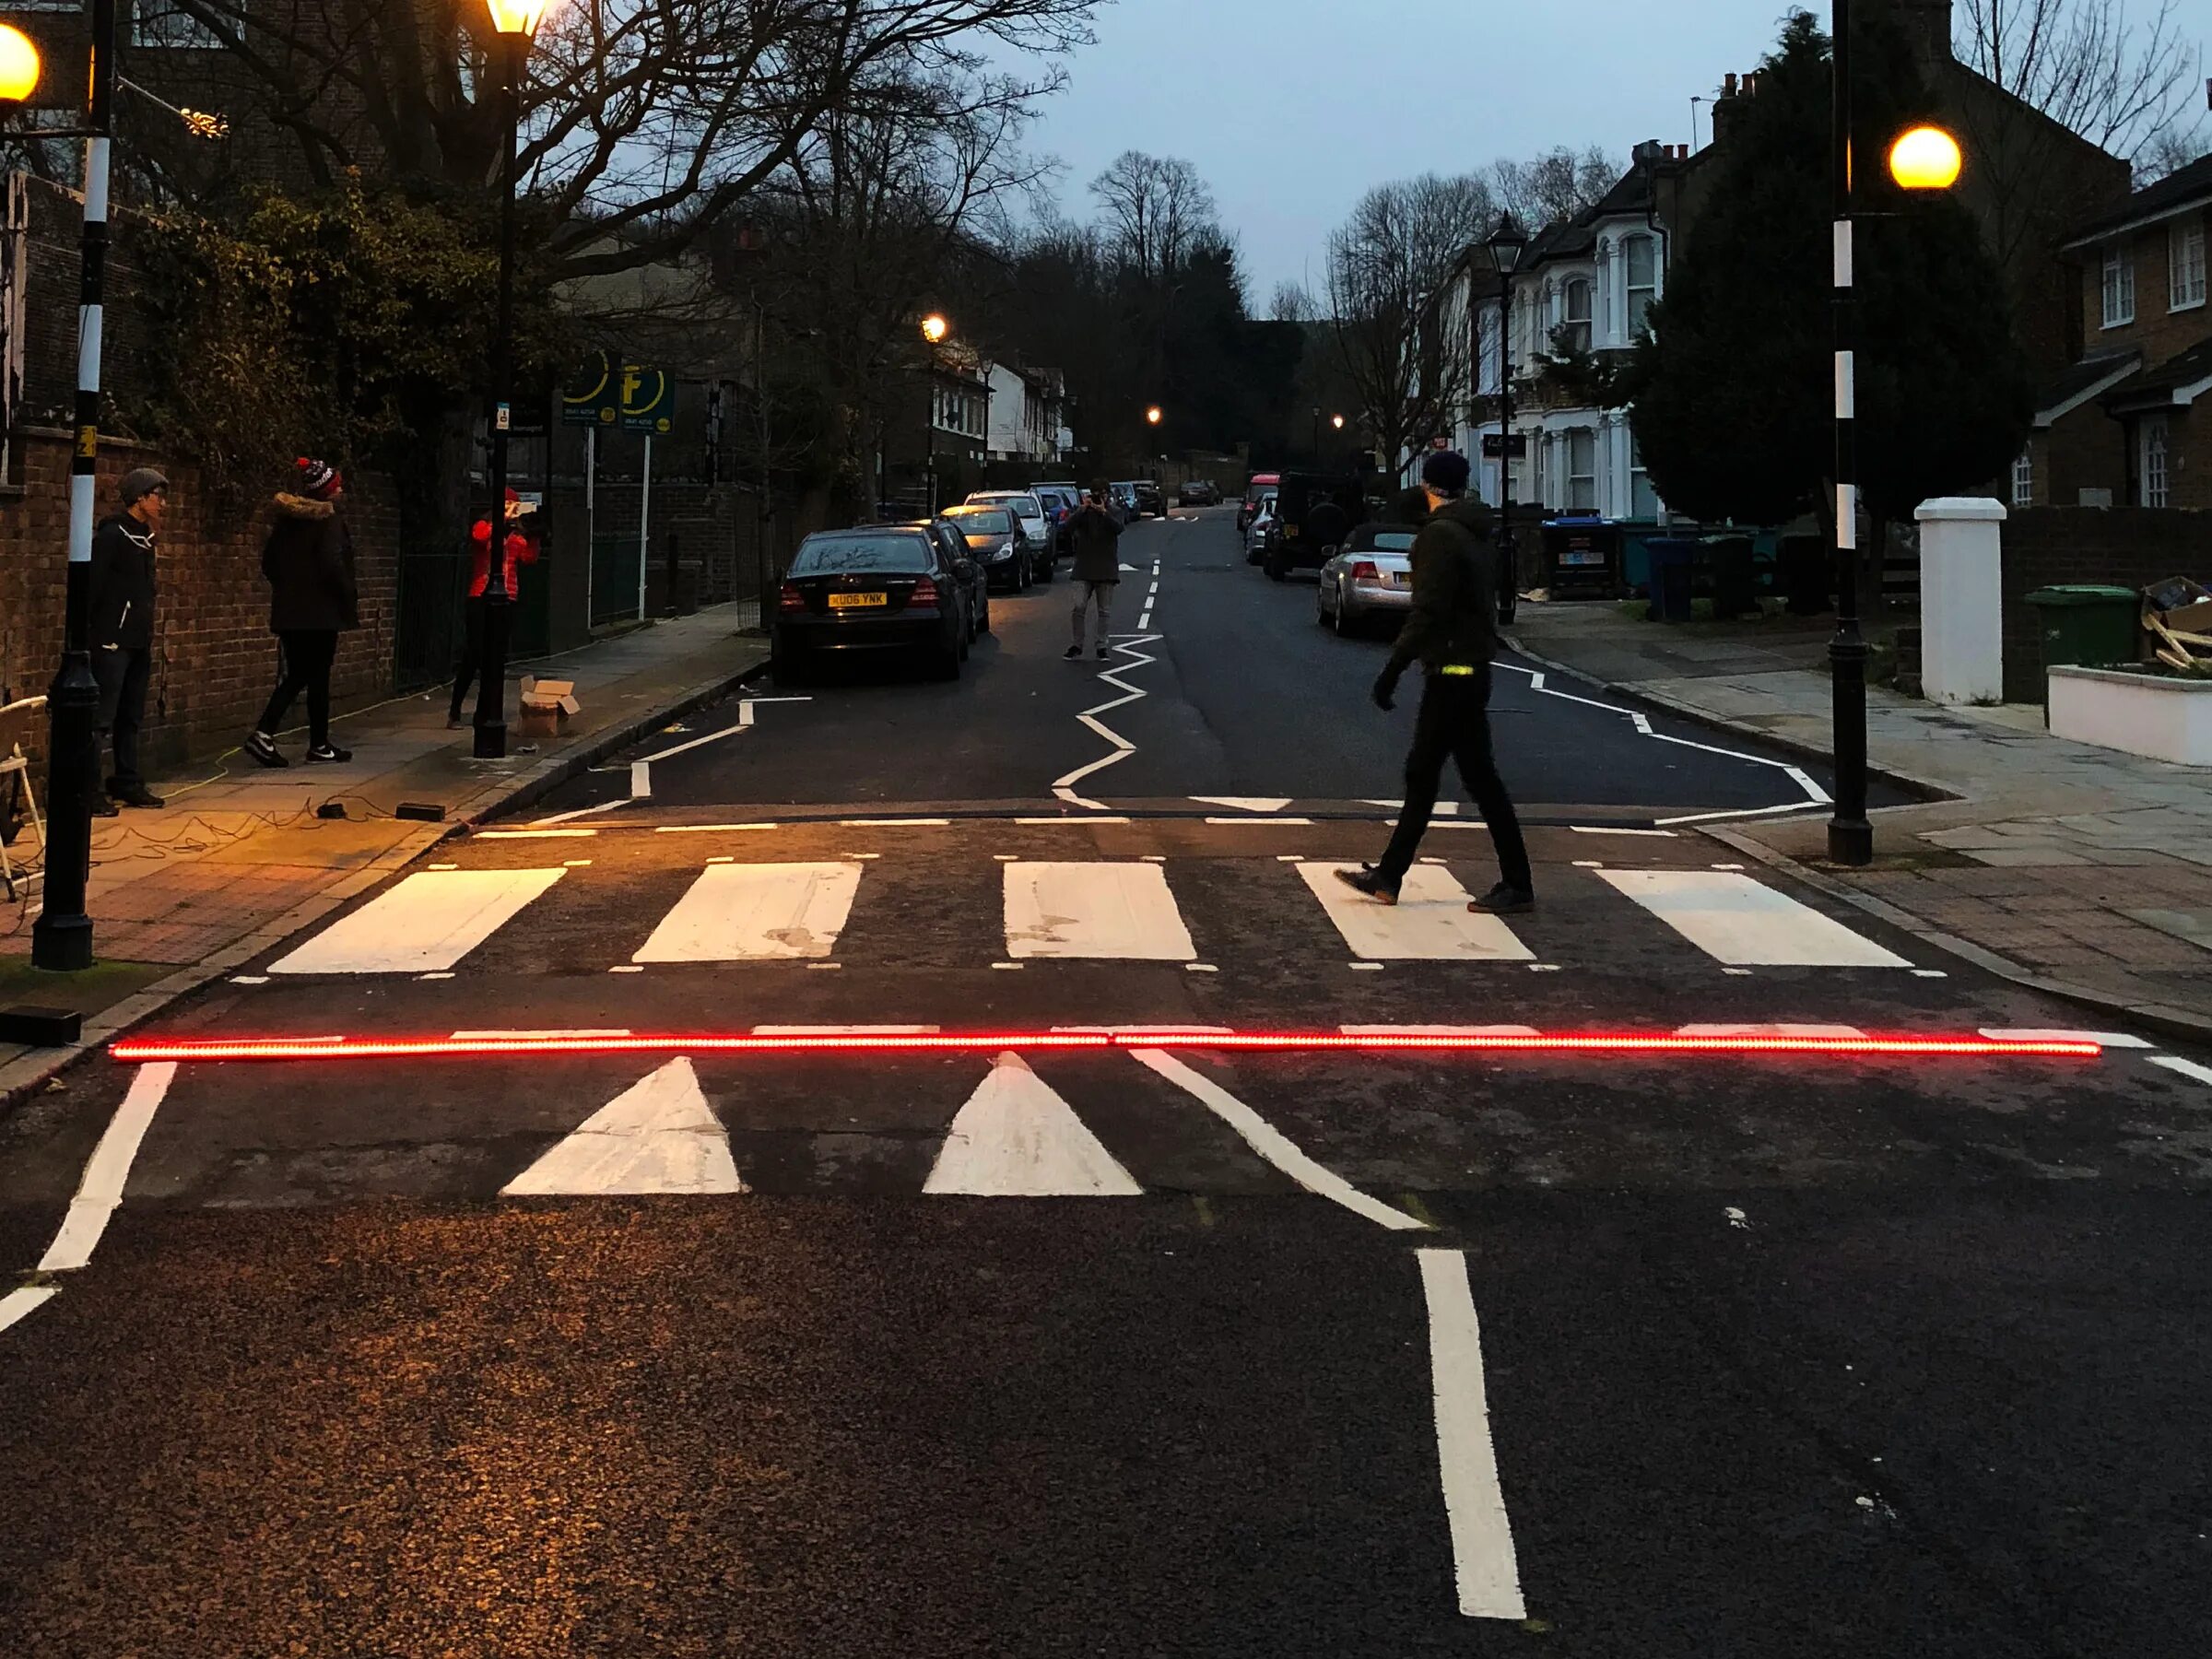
[0,25,42,105]
[1888,125,1963,191]
[921,313,950,345]
[1146,406,1164,425]
[1332,414,1346,430]
[486,0,556,37]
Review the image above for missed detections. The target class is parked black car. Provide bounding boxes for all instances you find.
[941,503,1038,593]
[774,526,970,683]
[1133,479,1166,517]
[1259,472,1368,581]
[912,519,990,640]
[1179,479,1220,506]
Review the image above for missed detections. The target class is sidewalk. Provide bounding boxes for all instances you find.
[1510,601,2212,1041]
[0,604,770,1096]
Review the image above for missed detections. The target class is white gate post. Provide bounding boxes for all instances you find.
[1916,497,2006,706]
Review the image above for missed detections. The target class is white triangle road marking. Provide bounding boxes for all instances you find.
[502,1057,744,1196]
[924,1053,1141,1196]
[1192,796,1295,814]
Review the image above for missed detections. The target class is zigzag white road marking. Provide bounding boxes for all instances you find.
[1053,634,1164,811]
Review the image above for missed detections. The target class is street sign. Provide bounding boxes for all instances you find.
[562,349,617,429]
[1482,433,1529,459]
[620,363,673,435]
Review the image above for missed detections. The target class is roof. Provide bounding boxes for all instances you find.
[2064,153,2212,249]
[2032,350,2142,426]
[2105,334,2212,412]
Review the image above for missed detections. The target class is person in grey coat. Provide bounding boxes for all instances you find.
[1064,483,1123,662]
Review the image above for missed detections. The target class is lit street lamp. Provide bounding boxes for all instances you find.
[1146,405,1164,426]
[921,314,952,513]
[1485,212,1530,629]
[471,0,556,761]
[1827,0,1962,866]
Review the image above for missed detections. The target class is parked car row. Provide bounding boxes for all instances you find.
[1110,479,1167,520]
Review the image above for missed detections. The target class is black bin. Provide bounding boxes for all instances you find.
[1542,519,1623,598]
[1644,537,1698,622]
[1702,535,1758,619]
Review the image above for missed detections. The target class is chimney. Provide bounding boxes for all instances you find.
[1709,70,1759,147]
[1897,0,1955,77]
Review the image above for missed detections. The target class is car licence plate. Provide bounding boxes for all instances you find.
[828,592,888,609]
[1561,550,1605,567]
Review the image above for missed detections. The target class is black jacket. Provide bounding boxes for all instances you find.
[1385,495,1500,677]
[88,512,157,650]
[263,492,359,634]
[1068,503,1124,582]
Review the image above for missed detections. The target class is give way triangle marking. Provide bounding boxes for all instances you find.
[924,1052,1142,1197]
[1193,796,1294,814]
[503,1056,745,1196]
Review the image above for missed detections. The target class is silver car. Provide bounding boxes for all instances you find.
[1316,526,1418,635]
[1241,493,1277,564]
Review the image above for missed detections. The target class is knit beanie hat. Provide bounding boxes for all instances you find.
[118,466,168,507]
[1420,449,1471,496]
[296,457,342,500]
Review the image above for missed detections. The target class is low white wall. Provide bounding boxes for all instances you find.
[2048,666,2212,767]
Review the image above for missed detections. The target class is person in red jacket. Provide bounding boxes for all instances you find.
[449,488,541,728]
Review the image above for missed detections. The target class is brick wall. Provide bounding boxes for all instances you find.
[2080,209,2211,373]
[1998,505,2208,700]
[0,431,400,769]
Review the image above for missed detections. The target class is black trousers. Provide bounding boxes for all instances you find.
[1376,667,1533,892]
[257,629,338,747]
[92,645,151,791]
[449,597,488,720]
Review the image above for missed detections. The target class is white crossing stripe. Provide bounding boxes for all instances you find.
[1300,864,1534,961]
[503,1058,743,1196]
[271,867,567,974]
[1982,1028,2152,1050]
[924,1053,1142,1196]
[1004,861,1196,961]
[1193,795,1294,814]
[2148,1055,2212,1088]
[1599,869,1910,968]
[633,862,862,963]
[1418,1250,1528,1621]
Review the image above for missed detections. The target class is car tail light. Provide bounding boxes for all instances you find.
[1350,560,1380,581]
[912,577,940,606]
[778,582,806,612]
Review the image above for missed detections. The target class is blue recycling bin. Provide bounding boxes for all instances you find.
[1645,537,1698,622]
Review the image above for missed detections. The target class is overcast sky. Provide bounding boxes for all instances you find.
[1014,0,1861,300]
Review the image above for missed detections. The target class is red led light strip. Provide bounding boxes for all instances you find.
[105,1030,2102,1065]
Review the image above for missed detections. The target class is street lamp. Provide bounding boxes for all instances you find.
[470,0,556,761]
[1827,0,1961,866]
[921,315,951,513]
[1146,405,1164,426]
[0,25,38,105]
[921,313,949,346]
[1485,212,1530,629]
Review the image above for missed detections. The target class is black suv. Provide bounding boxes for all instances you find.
[1259,473,1369,581]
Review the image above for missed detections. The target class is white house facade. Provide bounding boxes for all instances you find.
[985,361,1068,465]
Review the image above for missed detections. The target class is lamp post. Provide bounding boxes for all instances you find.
[1828,0,1962,866]
[1486,213,1530,630]
[921,314,949,515]
[470,0,553,761]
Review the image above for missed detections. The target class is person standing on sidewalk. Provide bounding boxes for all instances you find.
[88,466,169,812]
[1336,450,1534,914]
[1064,484,1122,663]
[450,489,539,728]
[244,458,359,768]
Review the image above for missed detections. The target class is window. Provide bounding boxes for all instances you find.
[1566,429,1598,512]
[2139,415,2169,508]
[2101,242,2136,328]
[1559,278,1593,354]
[2011,446,2034,509]
[1624,237,1658,335]
[2171,218,2207,312]
[132,2,222,47]
[1630,431,1661,521]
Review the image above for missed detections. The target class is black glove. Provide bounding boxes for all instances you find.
[1371,669,1399,712]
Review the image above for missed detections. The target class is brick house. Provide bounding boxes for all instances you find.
[2021,158,2211,512]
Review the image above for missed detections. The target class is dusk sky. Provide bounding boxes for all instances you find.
[1017,0,1895,299]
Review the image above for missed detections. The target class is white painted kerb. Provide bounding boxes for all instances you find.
[1915,496,2006,707]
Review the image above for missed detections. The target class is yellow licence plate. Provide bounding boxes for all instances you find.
[828,592,888,610]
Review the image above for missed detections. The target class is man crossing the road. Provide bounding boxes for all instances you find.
[1065,483,1123,663]
[1337,449,1534,914]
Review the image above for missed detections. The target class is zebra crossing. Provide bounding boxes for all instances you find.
[263,855,1921,978]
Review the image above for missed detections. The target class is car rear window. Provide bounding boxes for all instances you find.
[1366,531,1417,551]
[790,534,932,575]
[947,509,1012,534]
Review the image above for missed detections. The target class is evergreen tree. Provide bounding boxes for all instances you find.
[1627,8,2032,528]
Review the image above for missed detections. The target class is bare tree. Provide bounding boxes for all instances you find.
[1268,280,1317,323]
[166,0,1097,278]
[1956,0,2206,169]
[1485,147,1618,230]
[1324,172,1495,476]
[1088,151,1219,281]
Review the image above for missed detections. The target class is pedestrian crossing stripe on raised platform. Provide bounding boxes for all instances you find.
[270,858,1915,976]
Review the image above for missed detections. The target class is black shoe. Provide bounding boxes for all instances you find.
[242,731,288,769]
[1468,882,1535,915]
[1096,646,1111,661]
[1064,645,1083,660]
[110,784,165,809]
[304,742,352,764]
[92,795,120,819]
[1335,865,1398,905]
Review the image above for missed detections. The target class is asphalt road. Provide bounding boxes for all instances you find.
[2,507,2207,1657]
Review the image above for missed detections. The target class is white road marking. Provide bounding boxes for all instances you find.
[1017,817,1133,826]
[1569,826,1676,838]
[271,867,566,974]
[653,823,780,834]
[633,862,862,962]
[1601,869,1911,968]
[1655,802,1828,828]
[38,1063,180,1273]
[1913,970,1948,979]
[609,965,645,974]
[1417,1249,1528,1621]
[1193,794,1295,814]
[1005,862,1195,961]
[629,760,653,799]
[753,1023,940,1035]
[1342,1024,1541,1036]
[230,975,269,985]
[429,863,458,870]
[1679,1023,1869,1038]
[502,1057,743,1196]
[1129,1048,1427,1232]
[563,858,594,867]
[1982,1028,2151,1050]
[0,1286,59,1337]
[530,801,633,828]
[2147,1056,2212,1088]
[480,828,598,840]
[1206,817,1314,826]
[924,1053,1143,1197]
[1052,636,1163,810]
[1300,863,1536,961]
[840,818,952,828]
[454,1028,632,1040]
